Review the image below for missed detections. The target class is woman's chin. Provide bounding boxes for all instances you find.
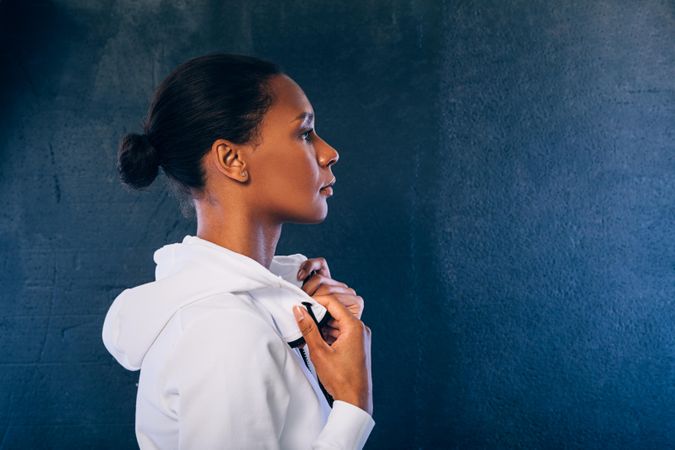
[282,202,328,224]
[309,202,329,223]
[302,200,329,224]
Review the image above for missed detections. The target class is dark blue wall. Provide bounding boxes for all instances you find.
[1,0,673,448]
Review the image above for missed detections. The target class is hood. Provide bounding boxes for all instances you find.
[102,235,328,371]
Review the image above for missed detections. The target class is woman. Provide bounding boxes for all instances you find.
[102,53,375,449]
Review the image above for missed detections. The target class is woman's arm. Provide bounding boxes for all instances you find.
[171,307,374,449]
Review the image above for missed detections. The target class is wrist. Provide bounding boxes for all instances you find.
[334,392,373,415]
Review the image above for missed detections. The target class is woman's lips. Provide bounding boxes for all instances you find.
[319,186,333,196]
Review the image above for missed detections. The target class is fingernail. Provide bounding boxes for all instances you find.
[297,269,306,279]
[293,304,305,321]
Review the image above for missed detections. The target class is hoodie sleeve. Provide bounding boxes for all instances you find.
[171,307,375,450]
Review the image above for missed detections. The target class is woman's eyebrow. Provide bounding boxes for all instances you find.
[290,111,314,124]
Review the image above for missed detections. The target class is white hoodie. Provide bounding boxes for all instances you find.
[102,235,375,449]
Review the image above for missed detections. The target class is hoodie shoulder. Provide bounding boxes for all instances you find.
[175,293,277,338]
[101,268,261,371]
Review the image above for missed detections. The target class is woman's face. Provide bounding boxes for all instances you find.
[238,73,340,224]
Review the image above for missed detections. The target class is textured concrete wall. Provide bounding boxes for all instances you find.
[0,0,673,448]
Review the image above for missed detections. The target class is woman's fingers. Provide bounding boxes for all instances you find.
[313,283,355,296]
[325,293,364,320]
[310,293,356,325]
[301,273,350,296]
[295,264,365,319]
[297,257,331,280]
[322,325,340,339]
[293,305,331,354]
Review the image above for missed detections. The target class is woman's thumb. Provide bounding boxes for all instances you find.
[293,304,328,352]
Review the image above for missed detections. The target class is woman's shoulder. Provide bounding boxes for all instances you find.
[167,293,289,377]
[176,292,280,342]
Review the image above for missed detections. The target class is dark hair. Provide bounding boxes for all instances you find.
[117,53,283,217]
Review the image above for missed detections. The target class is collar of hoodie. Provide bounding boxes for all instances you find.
[102,235,328,371]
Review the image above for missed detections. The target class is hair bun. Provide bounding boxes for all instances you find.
[117,132,160,189]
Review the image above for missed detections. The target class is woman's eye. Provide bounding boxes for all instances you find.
[301,129,313,142]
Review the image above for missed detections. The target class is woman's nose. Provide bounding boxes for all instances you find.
[320,141,339,167]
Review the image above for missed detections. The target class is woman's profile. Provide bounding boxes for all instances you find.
[101,53,375,449]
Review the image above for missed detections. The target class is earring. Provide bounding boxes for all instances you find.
[241,170,248,178]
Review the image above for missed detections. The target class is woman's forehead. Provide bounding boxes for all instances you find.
[268,75,314,123]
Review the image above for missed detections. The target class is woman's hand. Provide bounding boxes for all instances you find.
[297,257,364,344]
[292,296,373,415]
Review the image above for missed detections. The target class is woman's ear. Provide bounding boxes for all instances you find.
[211,139,249,182]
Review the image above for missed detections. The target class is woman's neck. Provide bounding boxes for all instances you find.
[194,201,283,270]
